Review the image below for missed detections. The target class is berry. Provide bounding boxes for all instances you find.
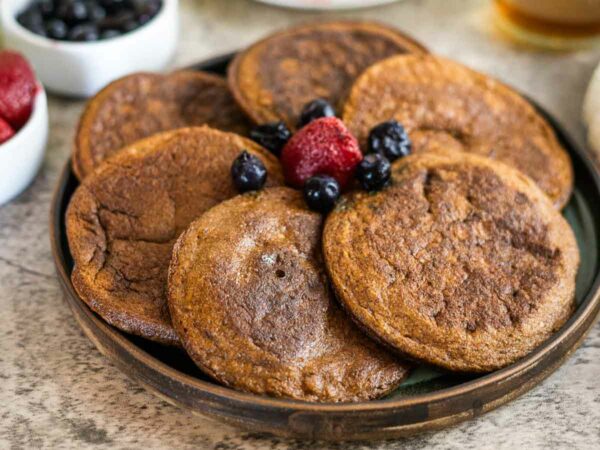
[303,175,340,214]
[355,153,392,191]
[0,51,37,130]
[68,23,99,41]
[280,117,362,190]
[121,19,139,32]
[297,98,335,129]
[56,1,90,25]
[368,120,412,162]
[231,151,267,193]
[100,0,128,13]
[99,10,136,31]
[17,6,46,36]
[132,0,161,17]
[0,117,15,145]
[17,6,44,28]
[100,29,121,39]
[38,0,55,18]
[46,19,69,40]
[86,2,107,22]
[249,122,291,156]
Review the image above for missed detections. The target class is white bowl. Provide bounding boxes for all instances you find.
[0,87,48,206]
[0,0,179,97]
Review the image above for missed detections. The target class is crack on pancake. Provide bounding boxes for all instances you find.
[67,127,284,345]
[324,153,578,371]
[343,54,573,208]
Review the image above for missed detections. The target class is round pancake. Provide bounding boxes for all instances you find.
[342,54,573,209]
[73,71,251,179]
[228,21,426,129]
[323,151,579,373]
[66,126,283,345]
[168,187,409,401]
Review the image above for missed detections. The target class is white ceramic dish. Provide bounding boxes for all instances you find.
[253,0,399,10]
[0,86,48,206]
[0,0,179,97]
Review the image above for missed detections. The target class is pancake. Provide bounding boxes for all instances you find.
[228,21,427,129]
[323,151,579,373]
[168,187,409,401]
[66,127,283,345]
[73,71,251,179]
[342,54,573,209]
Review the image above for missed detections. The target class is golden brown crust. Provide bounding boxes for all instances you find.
[228,20,427,129]
[67,127,284,345]
[168,187,410,401]
[342,54,574,209]
[73,71,251,179]
[323,151,579,373]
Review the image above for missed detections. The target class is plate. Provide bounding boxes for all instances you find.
[50,53,600,441]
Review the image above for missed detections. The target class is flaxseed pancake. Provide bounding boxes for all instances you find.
[323,151,579,373]
[73,71,251,179]
[67,127,283,345]
[343,54,573,209]
[228,21,427,129]
[168,187,409,401]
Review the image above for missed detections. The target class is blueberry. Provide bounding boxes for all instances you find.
[68,23,99,41]
[297,98,335,128]
[57,1,89,25]
[231,151,267,193]
[132,0,161,16]
[303,175,340,213]
[99,0,128,13]
[121,19,139,32]
[99,9,135,29]
[46,18,68,40]
[17,6,44,31]
[85,2,107,22]
[249,122,291,157]
[355,153,391,191]
[37,0,56,18]
[100,28,121,39]
[368,120,412,162]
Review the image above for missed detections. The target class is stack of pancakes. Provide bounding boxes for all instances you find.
[66,21,579,402]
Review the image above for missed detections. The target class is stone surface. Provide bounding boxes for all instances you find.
[0,0,599,448]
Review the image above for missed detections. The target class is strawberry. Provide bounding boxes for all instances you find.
[0,116,15,145]
[280,117,363,190]
[0,51,37,130]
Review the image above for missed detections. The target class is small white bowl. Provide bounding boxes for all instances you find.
[0,0,179,97]
[0,86,48,206]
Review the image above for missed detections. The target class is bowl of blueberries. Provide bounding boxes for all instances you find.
[1,0,178,97]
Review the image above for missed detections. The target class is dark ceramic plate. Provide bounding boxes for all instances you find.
[50,53,600,441]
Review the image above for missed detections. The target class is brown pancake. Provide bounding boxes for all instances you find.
[73,71,251,179]
[228,21,427,129]
[66,127,283,345]
[343,54,573,209]
[168,187,409,401]
[323,151,579,373]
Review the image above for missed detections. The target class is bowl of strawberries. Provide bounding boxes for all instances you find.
[0,50,48,206]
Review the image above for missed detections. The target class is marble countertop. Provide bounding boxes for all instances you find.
[1,0,599,448]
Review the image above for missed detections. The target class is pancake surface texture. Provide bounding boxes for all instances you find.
[228,21,426,129]
[343,54,573,208]
[67,127,283,345]
[74,71,250,179]
[168,187,409,401]
[323,152,579,373]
